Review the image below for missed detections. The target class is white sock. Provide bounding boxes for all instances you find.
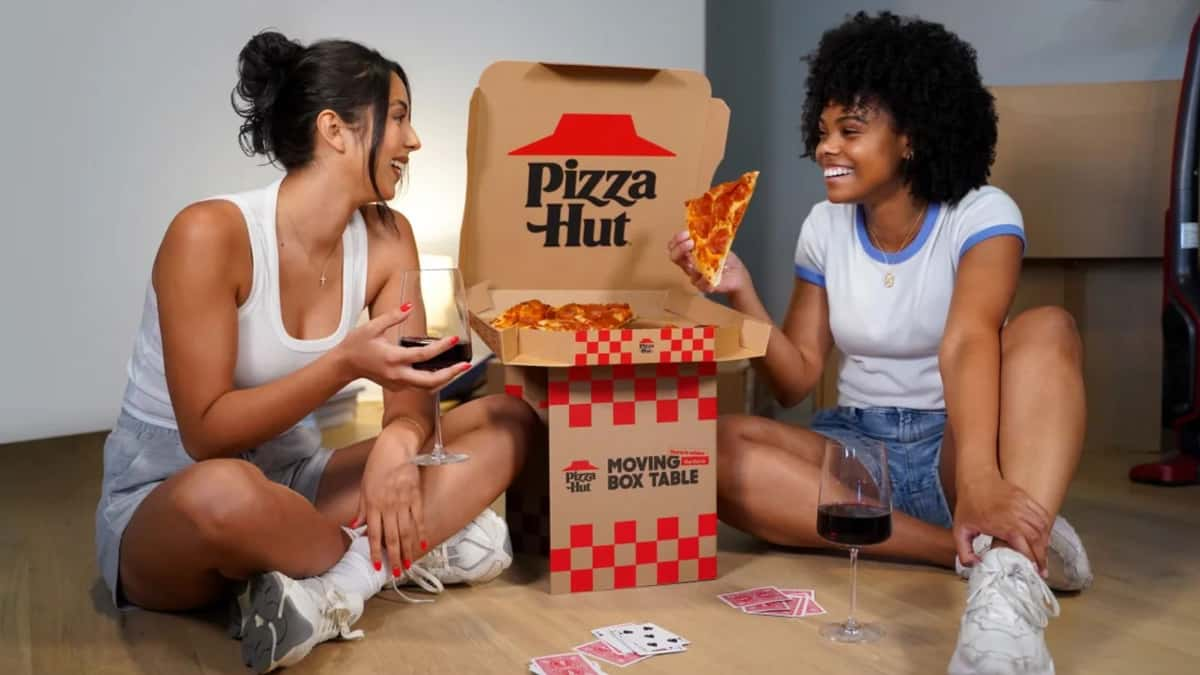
[316,527,391,601]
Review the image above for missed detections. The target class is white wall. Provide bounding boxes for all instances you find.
[0,0,705,444]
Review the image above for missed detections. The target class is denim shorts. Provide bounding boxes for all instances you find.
[809,406,953,529]
[94,410,334,609]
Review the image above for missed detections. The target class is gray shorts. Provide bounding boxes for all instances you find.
[94,410,334,610]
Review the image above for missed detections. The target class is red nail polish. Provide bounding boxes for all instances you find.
[401,302,413,312]
[392,566,402,577]
[348,517,359,528]
[450,336,459,345]
[373,561,382,571]
[420,540,428,551]
[403,559,412,570]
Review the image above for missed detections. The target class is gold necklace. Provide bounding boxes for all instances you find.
[866,204,925,288]
[279,215,342,288]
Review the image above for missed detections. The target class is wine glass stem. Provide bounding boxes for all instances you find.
[430,390,445,458]
[847,546,860,632]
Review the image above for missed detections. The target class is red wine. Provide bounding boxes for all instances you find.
[399,337,473,372]
[817,503,892,547]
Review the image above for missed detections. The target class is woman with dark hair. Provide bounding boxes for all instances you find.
[670,12,1089,675]
[94,31,539,673]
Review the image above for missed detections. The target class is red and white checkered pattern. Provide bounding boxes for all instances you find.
[572,326,717,366]
[546,363,718,428]
[657,326,717,363]
[549,513,719,592]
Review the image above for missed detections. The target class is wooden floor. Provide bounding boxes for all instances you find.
[2,406,1199,675]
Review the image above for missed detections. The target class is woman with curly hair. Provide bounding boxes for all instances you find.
[670,11,1089,674]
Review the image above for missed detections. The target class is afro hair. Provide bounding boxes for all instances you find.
[801,11,998,205]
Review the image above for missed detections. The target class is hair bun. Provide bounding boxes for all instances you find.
[232,30,304,158]
[235,31,303,106]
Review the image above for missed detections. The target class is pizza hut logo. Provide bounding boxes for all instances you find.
[639,338,655,354]
[509,113,674,248]
[563,459,599,493]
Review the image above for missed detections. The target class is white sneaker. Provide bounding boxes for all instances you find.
[232,511,512,640]
[404,508,513,587]
[955,516,1093,592]
[947,548,1061,675]
[239,571,365,674]
[232,526,390,639]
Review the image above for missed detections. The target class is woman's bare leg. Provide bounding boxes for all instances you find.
[315,393,539,546]
[996,307,1085,522]
[940,306,1086,561]
[717,414,957,567]
[118,394,540,611]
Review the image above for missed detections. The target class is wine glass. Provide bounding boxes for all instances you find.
[399,268,472,466]
[816,438,893,643]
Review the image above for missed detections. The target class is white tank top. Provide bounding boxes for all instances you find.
[121,177,369,429]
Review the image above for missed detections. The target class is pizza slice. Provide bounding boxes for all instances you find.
[554,302,635,329]
[490,299,554,329]
[685,170,759,287]
[490,300,635,331]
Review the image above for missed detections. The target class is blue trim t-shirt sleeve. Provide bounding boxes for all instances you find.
[794,204,828,287]
[952,187,1026,266]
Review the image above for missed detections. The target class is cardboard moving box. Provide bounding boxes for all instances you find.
[459,62,770,593]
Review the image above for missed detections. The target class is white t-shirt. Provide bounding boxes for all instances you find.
[793,186,1025,410]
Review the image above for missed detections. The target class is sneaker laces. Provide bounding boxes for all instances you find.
[379,559,445,605]
[419,543,455,577]
[968,556,1061,629]
[313,580,364,641]
[341,525,444,605]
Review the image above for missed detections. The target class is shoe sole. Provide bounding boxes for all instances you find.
[240,572,315,673]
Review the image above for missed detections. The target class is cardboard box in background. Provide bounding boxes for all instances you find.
[459,62,769,594]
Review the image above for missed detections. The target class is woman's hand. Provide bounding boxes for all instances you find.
[666,231,751,296]
[353,430,427,577]
[953,473,1052,575]
[334,305,470,391]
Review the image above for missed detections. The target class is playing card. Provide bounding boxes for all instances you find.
[531,653,605,675]
[754,598,805,616]
[743,597,796,614]
[574,640,650,667]
[590,624,638,654]
[779,588,815,599]
[611,623,689,655]
[801,597,827,617]
[717,586,790,609]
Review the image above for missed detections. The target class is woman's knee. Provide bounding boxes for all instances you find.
[487,392,541,426]
[1002,306,1083,368]
[475,393,540,469]
[717,414,755,454]
[167,459,269,544]
[716,415,762,492]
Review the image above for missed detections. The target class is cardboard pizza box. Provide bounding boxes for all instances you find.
[458,61,770,594]
[484,358,756,418]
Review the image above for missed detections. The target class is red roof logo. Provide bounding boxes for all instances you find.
[563,460,600,472]
[509,113,675,157]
